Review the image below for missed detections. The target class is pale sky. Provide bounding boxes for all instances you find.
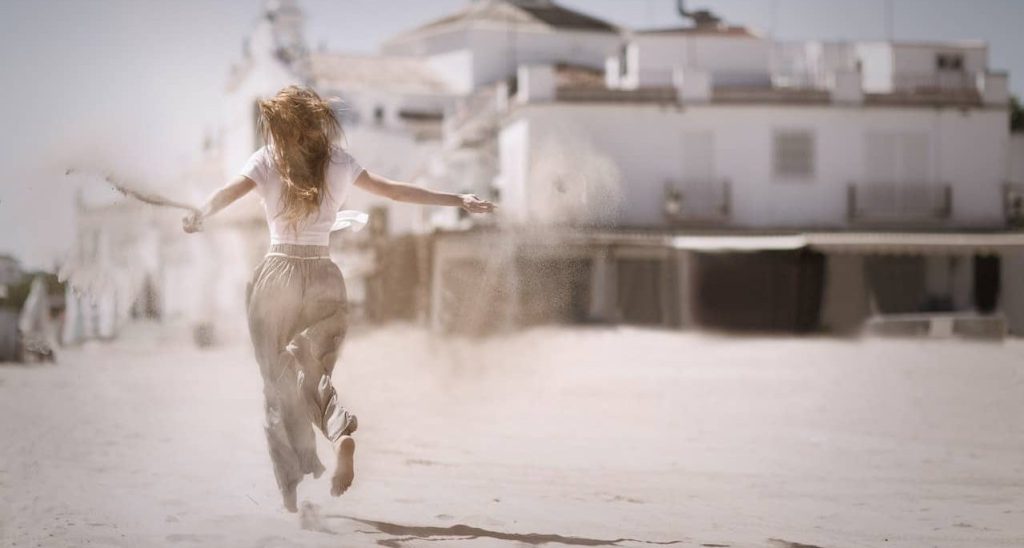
[1,0,1022,269]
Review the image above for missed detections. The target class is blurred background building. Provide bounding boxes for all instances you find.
[61,0,1024,343]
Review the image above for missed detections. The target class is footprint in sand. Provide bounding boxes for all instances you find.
[254,534,305,548]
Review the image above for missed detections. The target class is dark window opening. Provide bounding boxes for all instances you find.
[937,53,964,72]
[397,109,444,122]
[974,255,1001,314]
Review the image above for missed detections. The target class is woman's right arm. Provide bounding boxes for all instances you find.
[182,175,257,233]
[354,170,495,213]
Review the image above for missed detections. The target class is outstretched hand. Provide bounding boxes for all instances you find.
[182,209,205,233]
[459,194,496,214]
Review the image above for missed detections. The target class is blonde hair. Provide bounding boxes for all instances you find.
[257,85,342,233]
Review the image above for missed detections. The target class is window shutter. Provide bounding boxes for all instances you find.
[773,130,815,179]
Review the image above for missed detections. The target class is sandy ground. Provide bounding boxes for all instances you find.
[1,323,1022,548]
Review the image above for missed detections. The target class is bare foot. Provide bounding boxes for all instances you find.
[282,480,299,513]
[330,436,355,496]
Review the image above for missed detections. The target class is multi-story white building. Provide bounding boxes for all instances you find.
[419,1,1018,334]
[170,0,1023,335]
[501,18,1011,230]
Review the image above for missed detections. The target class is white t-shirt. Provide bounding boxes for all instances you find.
[239,144,364,246]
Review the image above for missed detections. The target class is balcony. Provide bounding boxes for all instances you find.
[892,71,977,93]
[770,42,859,91]
[847,183,952,225]
[664,180,731,225]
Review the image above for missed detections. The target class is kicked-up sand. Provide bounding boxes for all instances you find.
[1,323,1022,547]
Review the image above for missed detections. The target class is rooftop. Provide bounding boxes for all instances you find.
[310,53,453,95]
[635,25,759,38]
[386,0,618,45]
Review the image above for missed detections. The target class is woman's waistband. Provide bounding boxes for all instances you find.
[266,243,331,260]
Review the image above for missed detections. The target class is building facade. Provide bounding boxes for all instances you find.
[67,0,1023,338]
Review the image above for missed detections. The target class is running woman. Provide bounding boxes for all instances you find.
[182,85,495,512]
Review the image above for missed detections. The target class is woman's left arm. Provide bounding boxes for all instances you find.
[354,170,495,213]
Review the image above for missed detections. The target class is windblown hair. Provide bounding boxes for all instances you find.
[257,85,343,233]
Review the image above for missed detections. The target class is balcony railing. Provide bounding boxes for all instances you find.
[770,42,859,91]
[847,183,952,224]
[664,180,731,225]
[892,71,977,93]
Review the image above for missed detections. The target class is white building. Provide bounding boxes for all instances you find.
[382,0,620,93]
[135,0,1022,335]
[422,1,1019,334]
[213,0,1012,237]
[219,0,627,235]
[501,17,1011,230]
[190,0,631,322]
[61,192,164,343]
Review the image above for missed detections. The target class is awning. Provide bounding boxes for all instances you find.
[805,232,1024,255]
[437,229,1024,256]
[671,232,1024,255]
[670,235,806,252]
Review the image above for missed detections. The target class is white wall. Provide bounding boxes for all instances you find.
[620,35,772,89]
[382,28,469,57]
[891,43,987,76]
[497,118,530,222]
[858,42,988,93]
[467,28,620,89]
[500,103,1009,229]
[428,50,476,94]
[857,43,893,93]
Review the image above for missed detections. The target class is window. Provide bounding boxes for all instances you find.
[773,130,815,180]
[373,105,385,126]
[936,53,964,72]
[618,44,629,77]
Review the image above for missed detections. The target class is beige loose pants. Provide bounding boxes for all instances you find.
[245,243,358,496]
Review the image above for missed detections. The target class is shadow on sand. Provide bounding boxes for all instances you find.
[327,515,685,547]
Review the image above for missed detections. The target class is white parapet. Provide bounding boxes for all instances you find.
[980,71,1010,106]
[833,69,865,105]
[673,69,711,104]
[605,56,623,89]
[517,64,556,104]
[495,81,510,113]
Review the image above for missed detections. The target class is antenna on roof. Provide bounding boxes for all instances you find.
[884,0,895,41]
[677,0,722,28]
[770,0,779,38]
